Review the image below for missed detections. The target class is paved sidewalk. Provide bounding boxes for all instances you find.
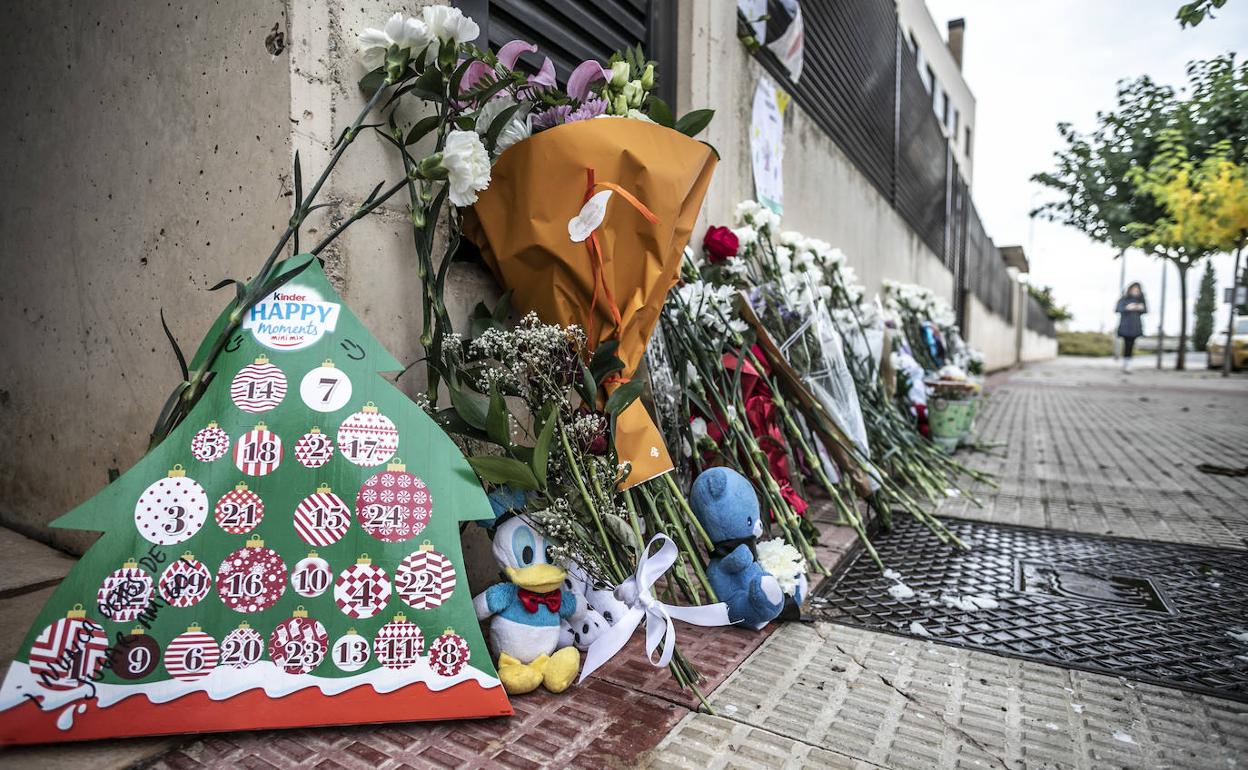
[648,357,1248,769]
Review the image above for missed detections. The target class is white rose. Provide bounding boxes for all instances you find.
[359,13,433,70]
[422,5,480,44]
[441,130,491,206]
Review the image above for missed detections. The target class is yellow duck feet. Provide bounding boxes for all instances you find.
[496,648,581,695]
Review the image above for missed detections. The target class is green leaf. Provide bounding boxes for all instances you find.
[484,102,525,154]
[577,362,597,406]
[647,96,675,128]
[590,341,625,384]
[674,109,715,137]
[405,115,441,146]
[468,456,539,490]
[492,290,513,322]
[449,385,488,430]
[531,411,557,488]
[359,68,387,93]
[486,387,511,446]
[605,379,645,416]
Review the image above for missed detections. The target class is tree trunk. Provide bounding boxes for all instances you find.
[1176,263,1189,371]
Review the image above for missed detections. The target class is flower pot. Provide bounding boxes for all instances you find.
[928,397,973,454]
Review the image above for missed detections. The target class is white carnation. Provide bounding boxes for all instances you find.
[755,538,805,596]
[358,13,433,70]
[442,130,491,206]
[422,5,480,44]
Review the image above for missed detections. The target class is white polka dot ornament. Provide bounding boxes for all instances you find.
[133,465,208,546]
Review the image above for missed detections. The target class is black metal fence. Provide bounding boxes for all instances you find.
[753,0,1033,333]
[1026,294,1057,337]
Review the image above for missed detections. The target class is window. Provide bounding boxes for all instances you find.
[933,85,947,125]
[918,51,933,93]
[949,108,959,136]
[964,125,973,156]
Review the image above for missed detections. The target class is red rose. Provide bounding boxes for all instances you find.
[702,225,739,264]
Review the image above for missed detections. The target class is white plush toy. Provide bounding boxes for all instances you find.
[557,561,630,651]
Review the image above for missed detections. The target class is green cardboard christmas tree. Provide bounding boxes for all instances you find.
[0,258,510,744]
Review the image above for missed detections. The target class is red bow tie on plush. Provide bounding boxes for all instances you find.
[517,588,561,613]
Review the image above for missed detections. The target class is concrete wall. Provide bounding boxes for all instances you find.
[0,0,293,553]
[965,295,1018,371]
[1021,328,1060,363]
[679,1,954,302]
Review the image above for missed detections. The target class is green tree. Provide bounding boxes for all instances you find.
[1193,262,1217,350]
[1177,0,1231,27]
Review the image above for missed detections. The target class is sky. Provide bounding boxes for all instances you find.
[924,0,1247,334]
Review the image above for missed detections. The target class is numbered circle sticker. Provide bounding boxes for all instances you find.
[215,482,265,534]
[396,542,457,610]
[333,555,392,619]
[110,628,161,681]
[375,613,424,670]
[291,551,332,598]
[29,606,109,691]
[96,559,154,623]
[293,484,352,546]
[165,623,220,682]
[268,608,328,675]
[356,461,432,543]
[158,552,213,608]
[216,536,287,613]
[190,421,230,463]
[331,630,371,672]
[336,402,399,467]
[231,355,287,413]
[294,427,335,469]
[134,466,208,546]
[234,423,283,476]
[300,360,352,413]
[221,623,265,669]
[428,628,470,678]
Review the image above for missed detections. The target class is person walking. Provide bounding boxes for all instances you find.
[1116,282,1147,373]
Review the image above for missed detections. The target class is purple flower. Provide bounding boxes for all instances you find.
[567,95,607,123]
[531,104,572,130]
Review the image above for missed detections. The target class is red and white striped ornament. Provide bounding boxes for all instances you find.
[230,355,287,413]
[158,551,213,608]
[395,541,457,610]
[294,426,334,469]
[356,460,432,543]
[291,550,332,598]
[374,612,424,670]
[427,627,470,678]
[216,536,287,613]
[330,629,371,672]
[214,481,265,534]
[233,423,283,476]
[336,402,399,467]
[164,622,220,682]
[293,484,352,546]
[220,622,265,669]
[133,465,209,546]
[190,421,230,463]
[96,558,154,623]
[267,607,328,675]
[28,605,108,691]
[333,555,391,619]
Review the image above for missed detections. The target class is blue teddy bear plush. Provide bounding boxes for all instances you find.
[690,467,785,630]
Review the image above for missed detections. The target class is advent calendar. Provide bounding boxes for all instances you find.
[0,258,510,744]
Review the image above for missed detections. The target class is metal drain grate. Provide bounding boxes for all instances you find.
[812,517,1248,702]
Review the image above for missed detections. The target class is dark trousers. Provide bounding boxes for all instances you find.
[1121,335,1137,359]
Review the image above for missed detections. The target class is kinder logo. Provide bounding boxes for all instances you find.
[243,286,341,351]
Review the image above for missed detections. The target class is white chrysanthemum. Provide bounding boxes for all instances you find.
[442,130,491,206]
[359,13,433,70]
[422,5,480,43]
[476,98,531,156]
[756,538,806,596]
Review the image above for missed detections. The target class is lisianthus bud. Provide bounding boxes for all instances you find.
[640,64,655,90]
[610,60,630,87]
[613,93,629,116]
[623,80,643,108]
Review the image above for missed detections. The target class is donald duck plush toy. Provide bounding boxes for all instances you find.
[474,492,580,694]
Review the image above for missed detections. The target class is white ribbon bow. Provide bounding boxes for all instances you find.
[579,534,733,682]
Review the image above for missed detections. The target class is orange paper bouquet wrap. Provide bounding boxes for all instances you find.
[466,118,717,486]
